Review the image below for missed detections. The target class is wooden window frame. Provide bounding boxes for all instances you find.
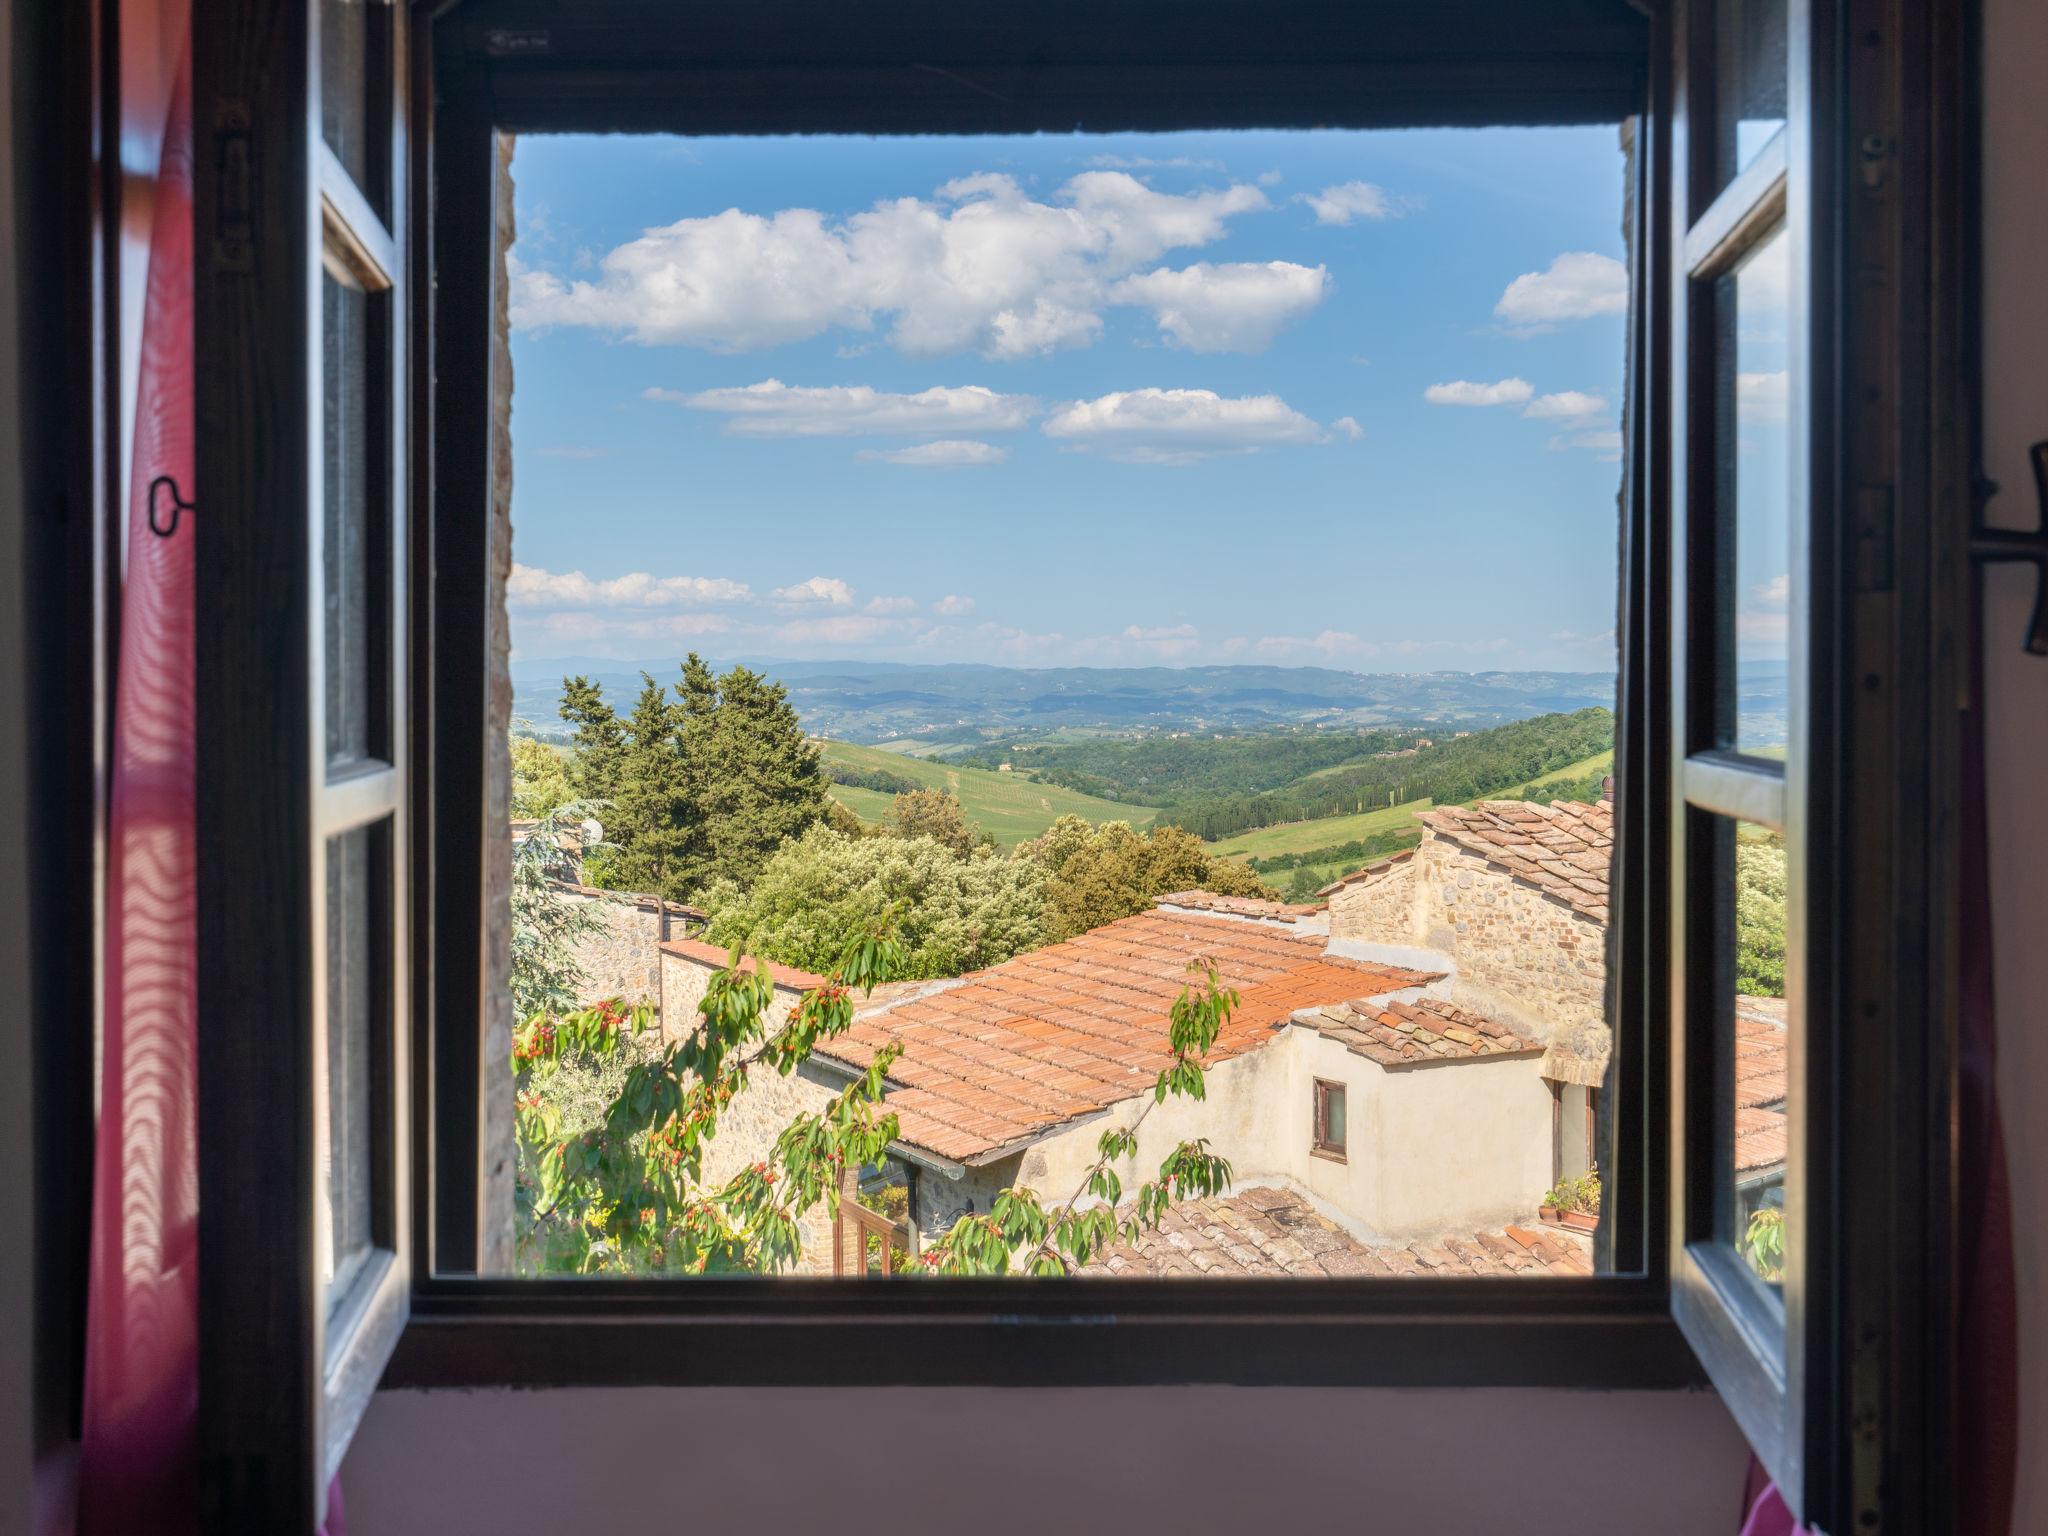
[173,2,1972,1530]
[399,0,1685,1401]
[1311,1078,1348,1163]
[1657,0,1972,1527]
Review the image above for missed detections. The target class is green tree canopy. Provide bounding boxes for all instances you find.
[1019,816,1279,942]
[701,823,1047,981]
[885,788,988,857]
[510,735,575,820]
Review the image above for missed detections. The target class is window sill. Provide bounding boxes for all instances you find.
[1310,1146,1348,1164]
[384,1278,1704,1391]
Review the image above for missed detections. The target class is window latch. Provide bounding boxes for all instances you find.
[1972,441,2048,656]
[148,474,193,539]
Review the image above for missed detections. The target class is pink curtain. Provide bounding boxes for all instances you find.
[76,29,349,1535]
[78,35,198,1535]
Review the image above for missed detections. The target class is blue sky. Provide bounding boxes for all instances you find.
[506,126,1634,672]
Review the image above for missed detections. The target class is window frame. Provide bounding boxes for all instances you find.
[398,0,1681,1395]
[1311,1078,1348,1163]
[369,9,1962,1529]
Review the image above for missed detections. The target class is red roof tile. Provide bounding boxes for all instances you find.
[1317,848,1416,897]
[1415,798,1614,921]
[819,908,1439,1162]
[1153,890,1324,921]
[1291,995,1543,1068]
[658,937,827,992]
[1079,1186,1595,1278]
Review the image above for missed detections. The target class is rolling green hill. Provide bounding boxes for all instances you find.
[1205,799,1434,862]
[819,740,1159,845]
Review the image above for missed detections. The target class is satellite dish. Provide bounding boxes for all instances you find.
[580,818,604,845]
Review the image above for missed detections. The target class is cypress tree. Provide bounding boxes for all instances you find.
[558,675,627,799]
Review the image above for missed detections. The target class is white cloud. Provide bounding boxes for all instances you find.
[1522,390,1609,421]
[933,594,976,617]
[1423,377,1534,407]
[1330,416,1364,441]
[648,380,1036,438]
[855,439,1009,468]
[1752,573,1790,608]
[1494,251,1629,329]
[767,614,920,648]
[507,563,751,608]
[1737,370,1788,424]
[1040,388,1325,464]
[865,595,917,615]
[513,170,1301,359]
[1108,623,1201,659]
[772,576,855,606]
[1108,261,1330,352]
[1298,181,1398,226]
[1253,630,1364,658]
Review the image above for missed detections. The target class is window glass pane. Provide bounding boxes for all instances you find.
[1715,225,1791,753]
[1714,0,1788,189]
[325,825,381,1310]
[320,0,388,217]
[487,126,1625,1283]
[322,260,381,767]
[1724,819,1787,1286]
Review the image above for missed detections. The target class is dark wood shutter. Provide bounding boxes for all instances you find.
[195,1,413,1526]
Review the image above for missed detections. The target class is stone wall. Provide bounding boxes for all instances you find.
[480,132,518,1273]
[1415,837,1604,1032]
[1328,834,1605,1036]
[558,883,697,1021]
[1327,857,1417,943]
[657,950,839,1271]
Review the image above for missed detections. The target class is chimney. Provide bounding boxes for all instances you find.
[1601,775,1615,803]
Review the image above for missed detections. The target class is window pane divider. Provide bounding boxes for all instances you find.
[1682,127,1786,279]
[318,140,397,290]
[1680,751,1786,829]
[319,760,400,836]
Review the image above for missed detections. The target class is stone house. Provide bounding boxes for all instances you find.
[659,895,1578,1271]
[553,880,703,1027]
[1320,794,1616,1185]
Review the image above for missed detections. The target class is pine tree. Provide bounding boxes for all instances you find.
[558,676,627,798]
[604,673,691,900]
[695,664,827,889]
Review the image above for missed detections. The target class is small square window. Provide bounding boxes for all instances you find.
[1312,1078,1348,1162]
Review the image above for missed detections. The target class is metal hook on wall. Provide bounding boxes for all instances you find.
[1971,441,2048,656]
[147,474,194,539]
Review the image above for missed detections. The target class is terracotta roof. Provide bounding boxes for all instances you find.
[1154,890,1324,921]
[1081,1186,1594,1278]
[1289,995,1542,1068]
[817,909,1438,1164]
[1735,999,1788,1176]
[658,937,827,992]
[1417,798,1614,922]
[1318,848,1415,897]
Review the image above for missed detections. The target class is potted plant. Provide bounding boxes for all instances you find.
[1541,1170,1601,1232]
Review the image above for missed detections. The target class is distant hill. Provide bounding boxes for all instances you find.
[509,657,1624,745]
[818,740,1159,846]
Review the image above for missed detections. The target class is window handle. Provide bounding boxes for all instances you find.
[1972,441,2048,656]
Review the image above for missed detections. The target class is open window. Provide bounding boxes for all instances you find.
[187,1,1970,1530]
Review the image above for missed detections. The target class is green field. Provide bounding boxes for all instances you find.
[821,740,1158,845]
[1204,798,1435,862]
[1496,749,1614,797]
[1193,748,1620,890]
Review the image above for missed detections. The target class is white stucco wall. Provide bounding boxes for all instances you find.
[940,1016,1556,1245]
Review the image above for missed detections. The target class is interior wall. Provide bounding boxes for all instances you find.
[341,1386,1748,1535]
[1979,0,2048,1525]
